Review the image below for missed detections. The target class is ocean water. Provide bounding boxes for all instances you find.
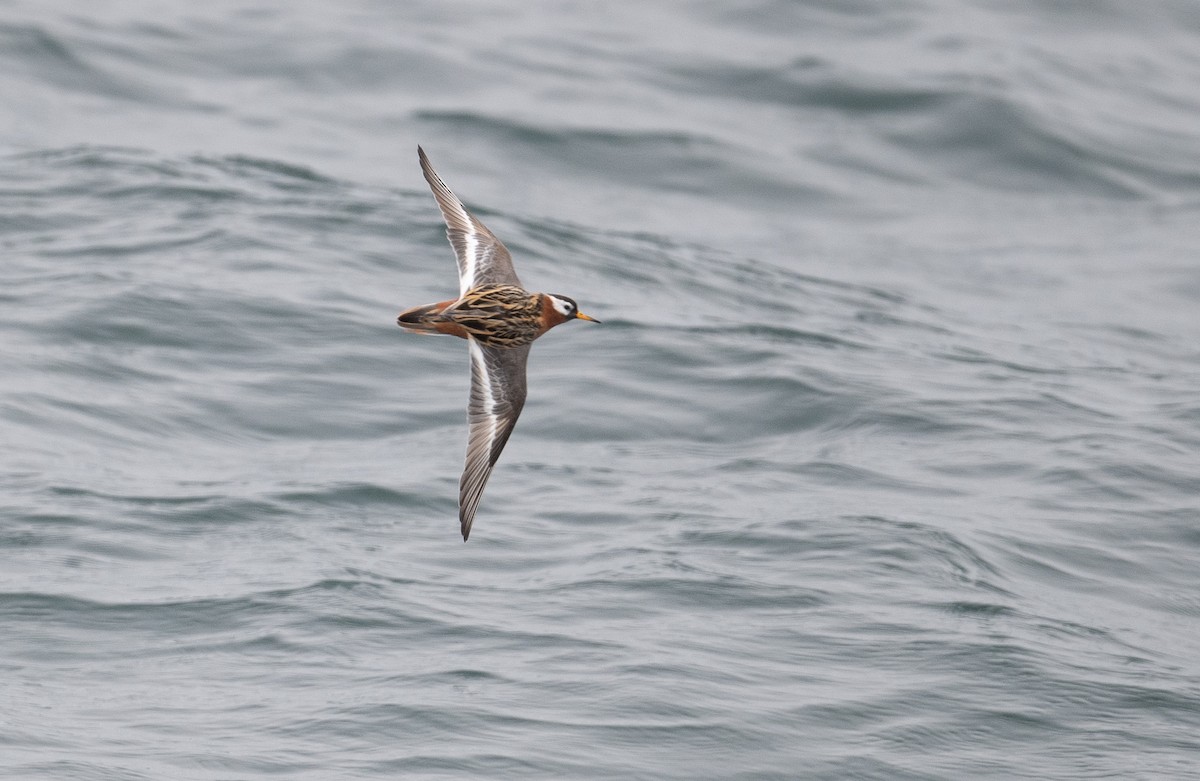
[3,1,1200,778]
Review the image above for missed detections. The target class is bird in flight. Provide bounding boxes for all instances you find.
[397,147,600,541]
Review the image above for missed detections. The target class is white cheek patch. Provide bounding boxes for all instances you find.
[551,297,573,317]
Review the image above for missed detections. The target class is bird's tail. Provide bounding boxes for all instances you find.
[396,299,455,334]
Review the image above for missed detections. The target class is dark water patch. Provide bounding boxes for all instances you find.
[935,601,1015,617]
[843,515,1005,590]
[124,496,293,531]
[788,462,950,497]
[9,761,156,781]
[991,535,1139,597]
[0,592,288,642]
[1034,465,1148,504]
[0,22,165,103]
[46,286,303,360]
[417,109,713,152]
[933,345,1069,376]
[560,571,825,613]
[890,92,1158,197]
[419,110,831,203]
[662,58,951,114]
[704,0,927,35]
[35,227,226,259]
[198,154,334,188]
[99,183,244,203]
[273,482,438,510]
[7,144,172,171]
[667,322,869,351]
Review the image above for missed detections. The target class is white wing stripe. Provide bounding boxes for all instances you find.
[460,229,478,295]
[469,338,497,442]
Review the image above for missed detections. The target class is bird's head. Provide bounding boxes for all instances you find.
[546,294,601,325]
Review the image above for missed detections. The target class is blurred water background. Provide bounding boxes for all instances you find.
[3,1,1200,778]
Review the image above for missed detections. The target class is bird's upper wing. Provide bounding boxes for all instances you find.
[460,338,530,540]
[418,146,521,296]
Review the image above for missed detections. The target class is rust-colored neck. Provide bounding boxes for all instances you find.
[537,293,570,333]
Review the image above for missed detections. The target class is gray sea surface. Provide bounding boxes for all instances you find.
[3,1,1200,779]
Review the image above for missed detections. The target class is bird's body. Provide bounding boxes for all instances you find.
[396,147,599,541]
[398,283,571,347]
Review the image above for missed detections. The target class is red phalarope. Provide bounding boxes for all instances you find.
[397,147,600,540]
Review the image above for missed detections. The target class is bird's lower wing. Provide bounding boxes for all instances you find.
[460,339,530,540]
